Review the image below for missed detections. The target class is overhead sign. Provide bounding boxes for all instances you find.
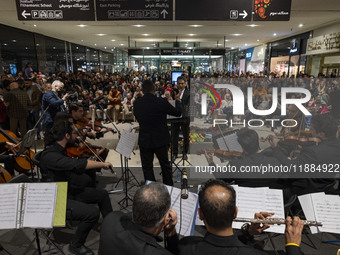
[253,0,291,21]
[96,0,172,21]
[16,0,95,21]
[161,49,193,55]
[306,32,340,55]
[175,0,252,21]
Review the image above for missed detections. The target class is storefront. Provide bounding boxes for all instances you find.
[245,45,266,74]
[128,48,225,73]
[269,32,310,77]
[306,31,340,77]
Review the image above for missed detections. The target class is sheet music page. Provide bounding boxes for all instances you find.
[232,186,266,229]
[0,184,20,230]
[312,193,340,234]
[298,193,323,234]
[22,183,57,228]
[195,185,204,226]
[166,186,198,236]
[115,130,137,159]
[263,189,285,234]
[167,100,182,119]
[216,133,243,152]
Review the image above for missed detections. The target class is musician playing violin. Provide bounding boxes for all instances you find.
[40,119,113,255]
[268,114,340,197]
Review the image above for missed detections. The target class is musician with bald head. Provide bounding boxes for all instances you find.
[178,179,303,255]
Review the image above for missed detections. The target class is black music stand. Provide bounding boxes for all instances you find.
[16,129,37,180]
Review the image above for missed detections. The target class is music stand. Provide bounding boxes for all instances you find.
[115,129,139,209]
[16,129,37,180]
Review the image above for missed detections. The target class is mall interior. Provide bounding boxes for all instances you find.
[0,0,340,255]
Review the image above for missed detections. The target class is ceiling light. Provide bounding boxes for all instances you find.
[104,47,107,49]
[299,24,303,27]
[273,33,277,36]
[245,44,248,46]
[247,24,259,27]
[111,39,116,42]
[33,24,37,27]
[146,47,150,49]
[12,40,16,42]
[96,34,106,36]
[231,34,242,36]
[189,25,203,27]
[188,34,196,36]
[120,44,124,46]
[3,43,7,46]
[225,39,230,42]
[77,24,87,27]
[231,47,235,49]
[257,39,260,42]
[142,34,150,36]
[94,43,97,46]
[81,40,83,42]
[133,24,145,27]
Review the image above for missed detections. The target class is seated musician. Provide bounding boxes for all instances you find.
[40,119,113,255]
[268,113,340,196]
[178,179,303,255]
[0,141,16,176]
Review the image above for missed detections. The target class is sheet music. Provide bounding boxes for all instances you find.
[313,193,340,234]
[298,193,322,234]
[115,130,137,159]
[0,184,20,230]
[166,186,198,236]
[22,183,58,228]
[167,100,182,119]
[263,189,285,233]
[216,132,243,152]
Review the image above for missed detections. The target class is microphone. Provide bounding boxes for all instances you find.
[181,170,188,199]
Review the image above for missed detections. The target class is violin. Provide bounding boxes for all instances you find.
[0,166,12,183]
[76,117,115,134]
[0,128,35,173]
[261,130,321,147]
[196,149,244,160]
[66,142,104,159]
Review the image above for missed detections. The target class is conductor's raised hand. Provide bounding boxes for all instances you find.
[174,90,182,101]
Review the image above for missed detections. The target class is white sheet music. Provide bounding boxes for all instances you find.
[313,194,340,234]
[0,184,20,230]
[166,186,198,236]
[299,192,340,234]
[263,189,285,233]
[116,130,137,159]
[22,183,57,228]
[216,132,243,152]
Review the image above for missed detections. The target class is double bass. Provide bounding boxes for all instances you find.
[0,128,35,173]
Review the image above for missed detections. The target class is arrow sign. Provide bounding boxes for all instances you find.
[22,10,31,19]
[239,10,248,19]
[160,9,168,19]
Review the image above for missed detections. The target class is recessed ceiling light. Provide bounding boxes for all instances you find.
[225,39,230,42]
[188,34,196,36]
[120,44,124,46]
[96,34,106,36]
[299,24,303,27]
[273,33,277,36]
[12,40,16,42]
[133,24,145,27]
[81,40,83,42]
[33,24,37,27]
[3,43,7,46]
[94,43,97,46]
[189,25,203,27]
[146,47,150,49]
[247,24,259,27]
[111,39,116,42]
[231,47,235,49]
[257,39,260,42]
[245,44,248,46]
[104,47,107,49]
[231,34,242,36]
[142,34,150,36]
[77,24,87,27]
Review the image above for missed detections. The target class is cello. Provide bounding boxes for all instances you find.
[0,166,12,183]
[0,128,35,173]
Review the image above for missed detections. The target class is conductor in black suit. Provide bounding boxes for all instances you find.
[134,80,182,186]
[172,76,191,159]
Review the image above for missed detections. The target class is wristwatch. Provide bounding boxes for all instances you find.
[240,223,253,240]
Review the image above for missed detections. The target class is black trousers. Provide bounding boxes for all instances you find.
[0,155,15,176]
[66,199,100,247]
[172,121,190,155]
[140,145,173,186]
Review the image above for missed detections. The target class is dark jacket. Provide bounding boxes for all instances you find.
[99,211,178,255]
[133,93,181,148]
[41,90,65,126]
